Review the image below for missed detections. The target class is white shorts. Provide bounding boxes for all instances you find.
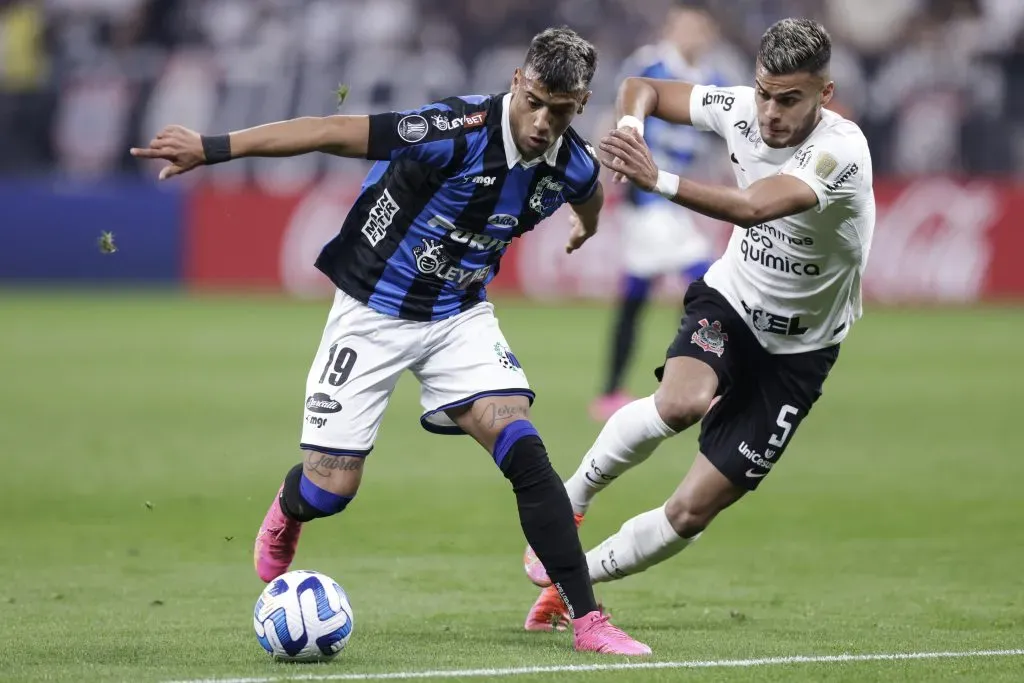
[300,290,532,455]
[621,202,716,278]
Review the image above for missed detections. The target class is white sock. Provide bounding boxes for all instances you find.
[586,504,700,584]
[564,395,675,515]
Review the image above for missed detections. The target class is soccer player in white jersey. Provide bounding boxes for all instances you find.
[590,2,722,422]
[522,18,876,627]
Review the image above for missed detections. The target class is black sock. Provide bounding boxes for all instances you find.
[500,434,598,619]
[605,287,648,395]
[279,464,332,522]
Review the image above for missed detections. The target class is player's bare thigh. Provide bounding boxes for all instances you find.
[446,395,531,453]
[654,356,719,431]
[301,449,365,496]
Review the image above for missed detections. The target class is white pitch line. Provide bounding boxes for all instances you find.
[165,648,1024,683]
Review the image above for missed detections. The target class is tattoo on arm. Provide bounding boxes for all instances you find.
[303,452,364,478]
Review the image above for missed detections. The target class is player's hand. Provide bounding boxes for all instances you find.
[607,125,639,184]
[599,128,658,192]
[130,125,206,180]
[565,211,595,254]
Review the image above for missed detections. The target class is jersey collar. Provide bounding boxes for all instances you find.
[501,93,562,170]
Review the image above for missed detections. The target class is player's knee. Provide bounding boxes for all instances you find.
[653,387,715,431]
[664,494,716,538]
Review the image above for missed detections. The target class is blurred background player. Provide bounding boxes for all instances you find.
[591,2,724,422]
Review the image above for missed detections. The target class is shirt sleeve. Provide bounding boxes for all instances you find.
[366,100,486,166]
[689,85,751,138]
[563,140,601,205]
[780,127,868,213]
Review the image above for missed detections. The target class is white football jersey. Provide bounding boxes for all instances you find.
[688,85,876,354]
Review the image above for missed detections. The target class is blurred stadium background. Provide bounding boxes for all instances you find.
[1,1,1022,682]
[2,0,1024,298]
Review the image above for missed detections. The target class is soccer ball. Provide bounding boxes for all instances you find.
[253,570,354,661]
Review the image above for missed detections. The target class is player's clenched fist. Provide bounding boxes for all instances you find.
[130,125,205,180]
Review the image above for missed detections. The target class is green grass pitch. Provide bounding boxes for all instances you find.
[0,292,1021,682]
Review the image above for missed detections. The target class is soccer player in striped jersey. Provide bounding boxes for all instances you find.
[130,27,649,655]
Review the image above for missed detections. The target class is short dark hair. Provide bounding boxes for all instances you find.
[523,27,597,94]
[757,18,831,76]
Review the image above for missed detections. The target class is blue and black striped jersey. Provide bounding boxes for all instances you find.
[315,93,600,322]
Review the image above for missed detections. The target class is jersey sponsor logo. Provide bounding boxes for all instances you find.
[397,115,428,143]
[733,119,762,146]
[305,392,342,414]
[431,111,487,132]
[361,189,400,247]
[468,175,496,186]
[487,213,519,228]
[702,90,735,111]
[430,216,511,251]
[528,176,565,214]
[739,441,776,472]
[825,163,859,192]
[463,111,487,128]
[412,238,492,289]
[751,223,815,246]
[740,227,822,276]
[690,318,728,357]
[815,151,839,179]
[413,238,447,274]
[449,229,509,251]
[305,415,329,429]
[741,300,809,336]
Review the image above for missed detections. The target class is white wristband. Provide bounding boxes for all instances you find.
[616,115,645,136]
[655,170,680,199]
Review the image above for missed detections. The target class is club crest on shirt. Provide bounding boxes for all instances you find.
[528,176,565,214]
[691,318,728,357]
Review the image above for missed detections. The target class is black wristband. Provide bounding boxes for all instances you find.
[201,134,232,165]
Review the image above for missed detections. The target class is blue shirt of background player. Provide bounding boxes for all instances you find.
[619,43,721,207]
[315,93,599,322]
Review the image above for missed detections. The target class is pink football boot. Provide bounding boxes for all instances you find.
[253,486,303,583]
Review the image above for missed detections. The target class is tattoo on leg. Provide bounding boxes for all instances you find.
[475,402,530,430]
[303,452,364,478]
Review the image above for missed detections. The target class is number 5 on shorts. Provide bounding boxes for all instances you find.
[768,404,799,448]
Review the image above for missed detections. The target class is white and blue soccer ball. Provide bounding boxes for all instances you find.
[253,569,354,662]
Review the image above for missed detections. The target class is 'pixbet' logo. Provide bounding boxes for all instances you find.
[702,90,735,111]
[690,318,728,357]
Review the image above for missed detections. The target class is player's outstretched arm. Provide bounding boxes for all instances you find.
[130,116,370,180]
[600,128,818,228]
[616,77,695,127]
